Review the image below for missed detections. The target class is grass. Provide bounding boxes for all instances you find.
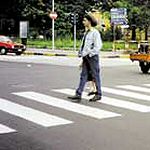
[18,38,139,51]
[26,38,81,50]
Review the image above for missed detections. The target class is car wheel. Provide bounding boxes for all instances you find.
[0,48,7,55]
[139,61,150,74]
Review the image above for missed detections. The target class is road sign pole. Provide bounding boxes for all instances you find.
[52,19,54,51]
[113,24,116,52]
[52,0,55,51]
[111,8,128,52]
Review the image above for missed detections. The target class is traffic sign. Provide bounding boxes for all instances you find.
[111,8,128,25]
[49,12,58,20]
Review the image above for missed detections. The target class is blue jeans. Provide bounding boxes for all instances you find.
[76,55,102,96]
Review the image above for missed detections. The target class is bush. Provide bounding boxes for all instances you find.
[101,27,123,41]
[101,29,113,41]
[28,28,39,39]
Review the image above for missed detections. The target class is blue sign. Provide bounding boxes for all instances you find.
[111,8,128,25]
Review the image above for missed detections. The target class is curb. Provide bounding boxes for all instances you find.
[23,52,73,56]
[119,55,130,58]
[23,51,129,58]
[23,51,76,57]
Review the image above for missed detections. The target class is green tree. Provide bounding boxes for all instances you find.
[1,0,150,41]
[136,0,150,40]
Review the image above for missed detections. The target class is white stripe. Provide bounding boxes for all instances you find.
[52,89,150,112]
[143,84,150,87]
[0,124,16,134]
[0,98,72,127]
[13,91,121,120]
[117,85,150,93]
[102,87,150,102]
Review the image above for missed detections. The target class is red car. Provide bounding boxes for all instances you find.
[0,35,26,55]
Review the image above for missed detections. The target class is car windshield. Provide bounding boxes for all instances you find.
[0,36,12,42]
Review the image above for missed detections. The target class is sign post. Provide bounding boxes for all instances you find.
[49,12,58,51]
[49,0,57,51]
[111,8,128,51]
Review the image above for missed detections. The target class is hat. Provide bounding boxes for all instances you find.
[84,14,97,27]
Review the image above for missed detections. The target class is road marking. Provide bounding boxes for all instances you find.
[102,87,150,102]
[13,91,121,120]
[53,89,150,112]
[0,98,72,127]
[0,124,16,134]
[143,84,150,87]
[117,85,150,93]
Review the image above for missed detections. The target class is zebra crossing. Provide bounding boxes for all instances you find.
[0,124,16,134]
[0,84,150,134]
[0,97,73,127]
[53,88,150,112]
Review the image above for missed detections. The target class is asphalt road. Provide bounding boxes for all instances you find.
[0,55,150,150]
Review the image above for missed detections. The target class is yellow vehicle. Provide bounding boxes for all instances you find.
[130,42,150,73]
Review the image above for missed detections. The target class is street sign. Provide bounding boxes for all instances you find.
[121,25,129,29]
[111,8,128,25]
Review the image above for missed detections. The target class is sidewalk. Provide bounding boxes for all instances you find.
[23,48,130,58]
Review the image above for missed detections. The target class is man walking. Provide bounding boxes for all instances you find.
[68,13,103,102]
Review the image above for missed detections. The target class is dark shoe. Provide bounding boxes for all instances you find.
[87,91,97,96]
[89,95,101,102]
[68,94,81,103]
